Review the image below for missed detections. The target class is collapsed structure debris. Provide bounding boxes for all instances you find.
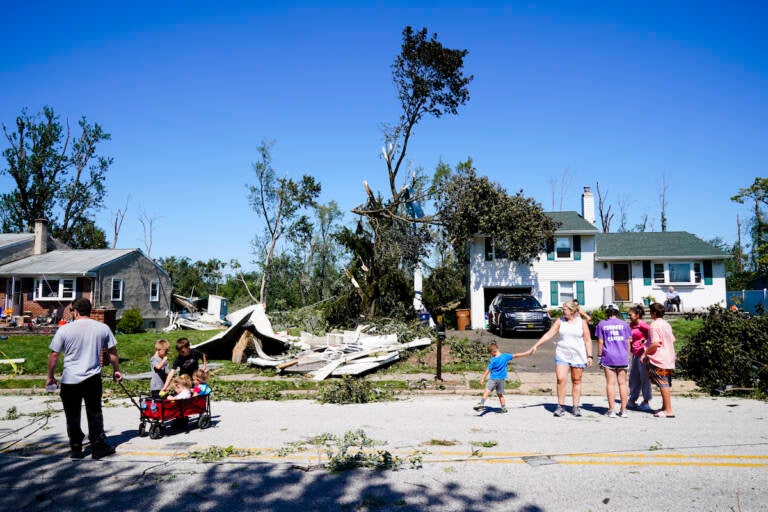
[191,303,432,380]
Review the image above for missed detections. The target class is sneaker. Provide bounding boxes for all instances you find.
[617,410,630,418]
[604,410,618,418]
[473,402,485,411]
[553,406,566,417]
[70,443,85,459]
[91,441,116,460]
[572,406,582,417]
[499,406,508,413]
[638,402,653,412]
[627,401,638,410]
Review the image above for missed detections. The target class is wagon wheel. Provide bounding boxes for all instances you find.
[149,423,164,439]
[198,413,211,429]
[138,422,147,437]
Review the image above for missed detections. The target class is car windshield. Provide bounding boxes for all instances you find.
[500,296,542,309]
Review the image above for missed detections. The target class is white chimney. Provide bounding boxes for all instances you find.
[33,219,48,255]
[581,187,595,225]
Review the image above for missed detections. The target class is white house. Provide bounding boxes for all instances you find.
[467,187,728,329]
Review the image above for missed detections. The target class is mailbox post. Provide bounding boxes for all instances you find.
[435,317,446,381]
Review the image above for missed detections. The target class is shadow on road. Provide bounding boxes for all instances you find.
[0,431,545,512]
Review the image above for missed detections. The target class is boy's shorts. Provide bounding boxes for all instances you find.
[646,362,674,388]
[485,379,506,394]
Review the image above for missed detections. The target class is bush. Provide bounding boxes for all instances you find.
[116,308,144,334]
[678,306,768,395]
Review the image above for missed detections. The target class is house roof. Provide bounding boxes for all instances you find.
[546,211,600,234]
[595,232,727,260]
[0,249,138,276]
[0,233,35,249]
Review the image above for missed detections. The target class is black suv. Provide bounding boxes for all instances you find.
[488,294,552,337]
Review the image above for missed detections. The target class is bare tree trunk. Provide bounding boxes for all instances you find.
[596,181,613,233]
[736,213,744,272]
[138,209,159,258]
[659,172,669,232]
[111,196,129,248]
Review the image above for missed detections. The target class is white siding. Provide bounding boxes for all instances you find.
[468,236,727,328]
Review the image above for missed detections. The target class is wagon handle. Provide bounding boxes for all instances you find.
[117,378,143,411]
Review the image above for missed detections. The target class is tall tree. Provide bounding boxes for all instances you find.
[731,177,768,277]
[0,106,112,247]
[346,26,473,317]
[247,140,321,307]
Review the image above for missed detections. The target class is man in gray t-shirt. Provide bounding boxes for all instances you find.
[47,298,123,459]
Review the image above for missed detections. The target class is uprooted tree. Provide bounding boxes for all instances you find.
[0,106,111,248]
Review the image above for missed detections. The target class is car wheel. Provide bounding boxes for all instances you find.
[498,321,506,338]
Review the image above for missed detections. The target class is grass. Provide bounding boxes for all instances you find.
[668,317,704,353]
[0,330,224,376]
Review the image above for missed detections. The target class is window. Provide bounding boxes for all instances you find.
[33,278,76,301]
[652,262,702,284]
[111,278,124,301]
[555,237,572,259]
[484,237,507,261]
[669,263,691,283]
[558,281,575,303]
[150,280,160,302]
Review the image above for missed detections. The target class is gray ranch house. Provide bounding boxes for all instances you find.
[467,187,728,329]
[0,220,172,329]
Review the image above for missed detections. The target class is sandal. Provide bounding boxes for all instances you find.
[653,411,676,418]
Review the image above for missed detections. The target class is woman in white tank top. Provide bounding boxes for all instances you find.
[530,300,594,417]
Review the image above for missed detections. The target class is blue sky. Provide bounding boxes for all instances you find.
[1,1,766,270]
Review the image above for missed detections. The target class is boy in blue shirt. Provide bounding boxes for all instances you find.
[474,342,533,413]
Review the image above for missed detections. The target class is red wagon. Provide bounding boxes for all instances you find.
[137,394,212,439]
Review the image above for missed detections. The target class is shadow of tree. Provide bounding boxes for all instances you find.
[0,431,542,512]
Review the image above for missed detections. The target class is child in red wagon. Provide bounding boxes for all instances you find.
[192,369,211,396]
[168,375,193,400]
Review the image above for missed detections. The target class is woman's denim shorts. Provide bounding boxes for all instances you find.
[555,356,587,369]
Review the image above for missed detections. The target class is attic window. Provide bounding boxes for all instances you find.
[33,278,76,301]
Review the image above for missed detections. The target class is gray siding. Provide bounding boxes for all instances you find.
[95,253,172,328]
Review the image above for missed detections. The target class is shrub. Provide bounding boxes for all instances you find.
[116,308,144,334]
[678,306,768,394]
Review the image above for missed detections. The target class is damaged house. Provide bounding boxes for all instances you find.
[0,219,172,329]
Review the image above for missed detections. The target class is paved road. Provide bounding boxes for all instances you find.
[1,390,765,511]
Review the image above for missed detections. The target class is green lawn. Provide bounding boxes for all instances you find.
[0,318,705,378]
[0,330,222,376]
[668,317,703,353]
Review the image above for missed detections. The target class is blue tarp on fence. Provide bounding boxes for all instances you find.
[726,290,767,315]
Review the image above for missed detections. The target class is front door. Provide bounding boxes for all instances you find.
[612,263,630,302]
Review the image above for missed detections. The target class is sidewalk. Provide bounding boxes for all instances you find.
[217,370,701,397]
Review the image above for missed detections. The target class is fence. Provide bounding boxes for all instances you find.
[726,289,767,315]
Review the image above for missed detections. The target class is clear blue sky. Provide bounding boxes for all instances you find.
[2,1,766,270]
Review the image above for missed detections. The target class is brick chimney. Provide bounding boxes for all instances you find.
[581,187,595,225]
[33,219,48,255]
